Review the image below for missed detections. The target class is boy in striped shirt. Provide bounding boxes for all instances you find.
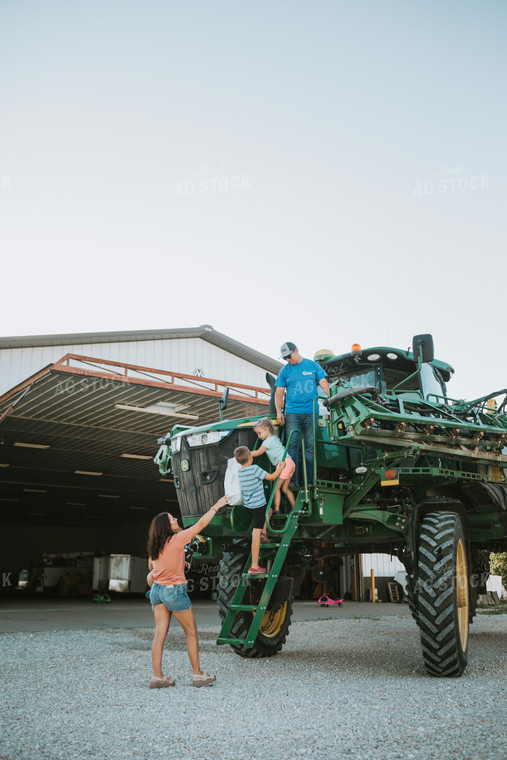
[234,446,284,575]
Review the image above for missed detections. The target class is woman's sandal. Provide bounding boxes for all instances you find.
[191,672,216,688]
[149,676,176,689]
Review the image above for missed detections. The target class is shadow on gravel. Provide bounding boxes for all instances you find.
[122,623,506,677]
[469,630,507,645]
[279,644,425,678]
[123,629,219,651]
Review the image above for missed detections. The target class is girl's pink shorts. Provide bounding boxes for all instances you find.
[279,455,295,481]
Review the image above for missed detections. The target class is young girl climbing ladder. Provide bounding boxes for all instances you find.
[251,417,296,515]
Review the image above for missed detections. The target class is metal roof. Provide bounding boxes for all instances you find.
[0,324,283,375]
[0,354,270,527]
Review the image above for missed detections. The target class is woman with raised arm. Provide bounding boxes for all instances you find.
[146,494,229,689]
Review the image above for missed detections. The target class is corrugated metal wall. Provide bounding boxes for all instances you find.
[361,553,405,578]
[0,338,272,395]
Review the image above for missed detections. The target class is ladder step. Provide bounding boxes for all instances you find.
[217,637,246,646]
[242,572,269,579]
[230,603,257,611]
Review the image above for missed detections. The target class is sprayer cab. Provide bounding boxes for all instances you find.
[316,334,454,402]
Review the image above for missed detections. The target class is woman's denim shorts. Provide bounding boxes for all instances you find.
[150,582,192,612]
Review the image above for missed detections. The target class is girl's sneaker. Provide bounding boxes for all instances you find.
[248,566,267,575]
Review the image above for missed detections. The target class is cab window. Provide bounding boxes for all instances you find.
[383,367,420,391]
[420,363,446,399]
[340,368,377,389]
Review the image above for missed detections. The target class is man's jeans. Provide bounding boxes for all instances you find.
[284,413,315,487]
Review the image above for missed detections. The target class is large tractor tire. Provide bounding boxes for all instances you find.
[415,511,470,677]
[217,548,293,658]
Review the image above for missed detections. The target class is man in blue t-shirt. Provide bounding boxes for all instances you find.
[275,341,330,488]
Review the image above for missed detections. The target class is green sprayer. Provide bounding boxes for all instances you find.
[154,334,507,677]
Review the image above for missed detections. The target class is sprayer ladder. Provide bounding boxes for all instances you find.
[216,496,305,648]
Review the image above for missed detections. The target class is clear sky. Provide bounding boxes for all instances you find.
[1,1,505,400]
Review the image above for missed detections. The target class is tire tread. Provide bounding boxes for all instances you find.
[415,511,468,677]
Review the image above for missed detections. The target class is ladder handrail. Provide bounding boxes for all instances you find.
[265,428,308,535]
[312,394,322,486]
[311,389,335,482]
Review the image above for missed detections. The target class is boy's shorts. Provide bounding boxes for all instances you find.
[150,582,192,612]
[247,505,267,530]
[279,455,295,480]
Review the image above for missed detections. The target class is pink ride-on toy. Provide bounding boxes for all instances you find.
[318,593,343,607]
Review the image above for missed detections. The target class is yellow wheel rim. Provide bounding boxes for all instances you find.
[456,538,469,652]
[258,601,288,638]
[248,586,288,638]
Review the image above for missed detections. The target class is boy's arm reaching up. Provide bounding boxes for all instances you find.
[264,462,284,482]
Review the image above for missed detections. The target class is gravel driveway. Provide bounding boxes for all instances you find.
[1,613,506,760]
